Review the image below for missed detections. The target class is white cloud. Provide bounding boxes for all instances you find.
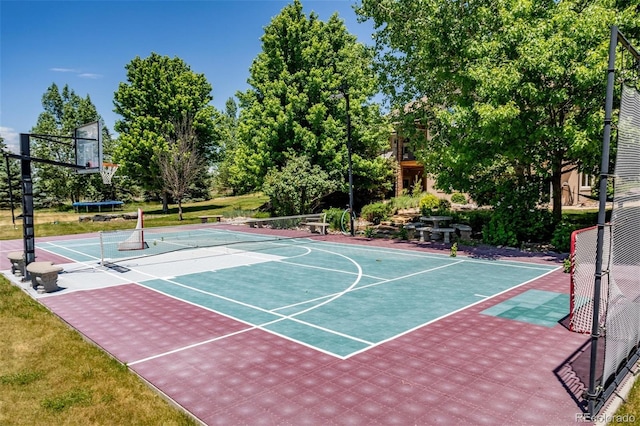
[78,73,103,79]
[50,67,79,73]
[50,68,102,79]
[0,127,20,153]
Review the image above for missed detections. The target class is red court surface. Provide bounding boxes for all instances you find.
[1,233,617,425]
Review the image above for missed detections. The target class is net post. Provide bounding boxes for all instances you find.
[99,231,105,267]
[587,24,619,418]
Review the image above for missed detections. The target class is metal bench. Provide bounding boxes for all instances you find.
[26,261,63,294]
[198,215,223,223]
[8,251,25,278]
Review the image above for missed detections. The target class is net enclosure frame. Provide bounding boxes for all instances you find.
[582,26,640,419]
[569,225,611,334]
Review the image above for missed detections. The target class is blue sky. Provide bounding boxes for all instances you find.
[0,0,378,153]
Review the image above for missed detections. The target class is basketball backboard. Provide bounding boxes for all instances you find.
[75,120,102,174]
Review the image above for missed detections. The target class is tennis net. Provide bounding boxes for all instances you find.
[98,213,326,266]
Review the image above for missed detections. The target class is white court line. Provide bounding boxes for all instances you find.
[279,258,386,281]
[312,240,557,270]
[41,240,101,260]
[36,231,563,363]
[128,326,258,366]
[344,266,562,359]
[271,260,465,312]
[126,244,375,364]
[40,239,101,249]
[156,250,558,362]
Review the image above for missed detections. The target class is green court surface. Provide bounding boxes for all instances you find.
[131,239,558,358]
[480,289,570,327]
[38,234,559,358]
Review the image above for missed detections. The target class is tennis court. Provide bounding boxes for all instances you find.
[1,225,598,424]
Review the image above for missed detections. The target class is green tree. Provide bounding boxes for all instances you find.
[231,0,393,207]
[263,154,338,216]
[113,53,218,212]
[213,97,240,193]
[358,0,640,241]
[30,83,113,206]
[1,136,21,211]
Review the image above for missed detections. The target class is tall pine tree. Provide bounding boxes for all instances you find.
[228,0,392,208]
[30,83,112,206]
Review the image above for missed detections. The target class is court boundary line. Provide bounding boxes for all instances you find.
[30,232,564,362]
[312,240,558,270]
[127,244,373,362]
[129,260,561,363]
[270,259,465,312]
[129,279,374,364]
[39,240,101,263]
[130,250,469,363]
[344,265,562,358]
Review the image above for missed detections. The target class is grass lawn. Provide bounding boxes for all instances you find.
[0,193,269,240]
[0,275,196,425]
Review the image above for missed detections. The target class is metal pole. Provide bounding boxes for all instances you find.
[20,133,36,280]
[587,25,618,418]
[345,90,354,236]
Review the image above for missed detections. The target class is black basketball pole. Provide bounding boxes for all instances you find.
[8,131,98,280]
[20,133,36,278]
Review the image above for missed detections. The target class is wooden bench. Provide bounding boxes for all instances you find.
[7,251,25,278]
[26,261,63,294]
[198,215,223,223]
[301,222,330,235]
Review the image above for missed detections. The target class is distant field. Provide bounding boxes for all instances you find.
[0,193,269,240]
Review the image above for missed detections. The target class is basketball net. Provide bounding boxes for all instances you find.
[100,162,119,185]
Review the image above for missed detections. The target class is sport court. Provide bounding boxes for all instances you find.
[1,225,597,424]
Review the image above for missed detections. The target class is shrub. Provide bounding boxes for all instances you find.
[437,199,451,214]
[450,193,467,204]
[389,193,423,212]
[419,194,440,216]
[483,205,555,247]
[551,221,582,253]
[360,202,391,224]
[483,217,518,247]
[398,226,409,240]
[324,207,344,231]
[452,209,491,233]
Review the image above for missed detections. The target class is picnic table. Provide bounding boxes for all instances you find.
[420,216,454,243]
[73,200,123,213]
[419,216,453,228]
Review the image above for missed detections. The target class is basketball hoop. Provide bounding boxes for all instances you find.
[100,162,119,185]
